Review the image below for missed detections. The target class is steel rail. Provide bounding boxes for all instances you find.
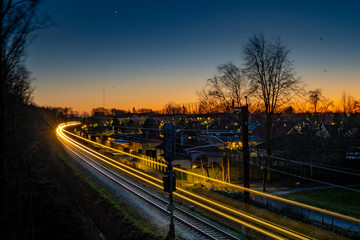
[61,123,360,225]
[58,124,241,240]
[67,144,237,240]
[58,123,318,239]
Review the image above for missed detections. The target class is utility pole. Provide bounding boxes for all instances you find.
[163,123,176,239]
[241,104,250,204]
[233,99,250,204]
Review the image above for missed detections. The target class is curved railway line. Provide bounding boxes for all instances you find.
[58,123,241,239]
[57,122,354,239]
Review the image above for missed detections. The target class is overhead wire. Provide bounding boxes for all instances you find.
[206,133,360,192]
[60,122,360,225]
[78,119,360,186]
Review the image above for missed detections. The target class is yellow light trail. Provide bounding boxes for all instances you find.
[175,193,289,240]
[62,127,168,168]
[174,188,312,240]
[57,122,315,240]
[59,122,360,226]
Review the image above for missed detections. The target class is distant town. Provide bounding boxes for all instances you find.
[56,104,360,191]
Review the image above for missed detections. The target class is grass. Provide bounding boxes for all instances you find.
[284,187,360,218]
[56,149,166,239]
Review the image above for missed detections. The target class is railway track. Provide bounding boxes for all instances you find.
[59,124,241,239]
[57,122,330,240]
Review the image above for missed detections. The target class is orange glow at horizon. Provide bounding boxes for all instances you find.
[34,72,359,114]
[33,74,205,113]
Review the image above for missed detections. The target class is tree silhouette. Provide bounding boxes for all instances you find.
[197,62,248,112]
[0,1,51,237]
[243,33,304,185]
[308,88,333,125]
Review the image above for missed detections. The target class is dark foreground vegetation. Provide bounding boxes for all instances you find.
[0,2,153,238]
[0,106,163,239]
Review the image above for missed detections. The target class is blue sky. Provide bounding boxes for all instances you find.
[27,0,360,113]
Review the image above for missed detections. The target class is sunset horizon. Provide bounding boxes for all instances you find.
[27,0,360,115]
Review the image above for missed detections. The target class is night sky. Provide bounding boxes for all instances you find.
[27,0,360,113]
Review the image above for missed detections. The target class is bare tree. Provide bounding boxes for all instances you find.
[355,100,360,114]
[7,65,33,103]
[309,89,322,116]
[308,88,333,125]
[92,107,109,116]
[0,1,51,237]
[243,33,303,154]
[243,33,304,185]
[1,0,50,139]
[163,101,182,115]
[342,92,360,114]
[197,62,249,113]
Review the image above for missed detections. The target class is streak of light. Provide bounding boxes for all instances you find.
[171,168,360,225]
[57,122,314,240]
[61,131,285,239]
[61,140,168,214]
[59,122,360,225]
[175,193,293,240]
[173,189,312,240]
[62,128,168,167]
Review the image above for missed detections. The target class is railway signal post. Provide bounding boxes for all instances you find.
[163,123,176,239]
[241,104,250,204]
[233,99,250,204]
